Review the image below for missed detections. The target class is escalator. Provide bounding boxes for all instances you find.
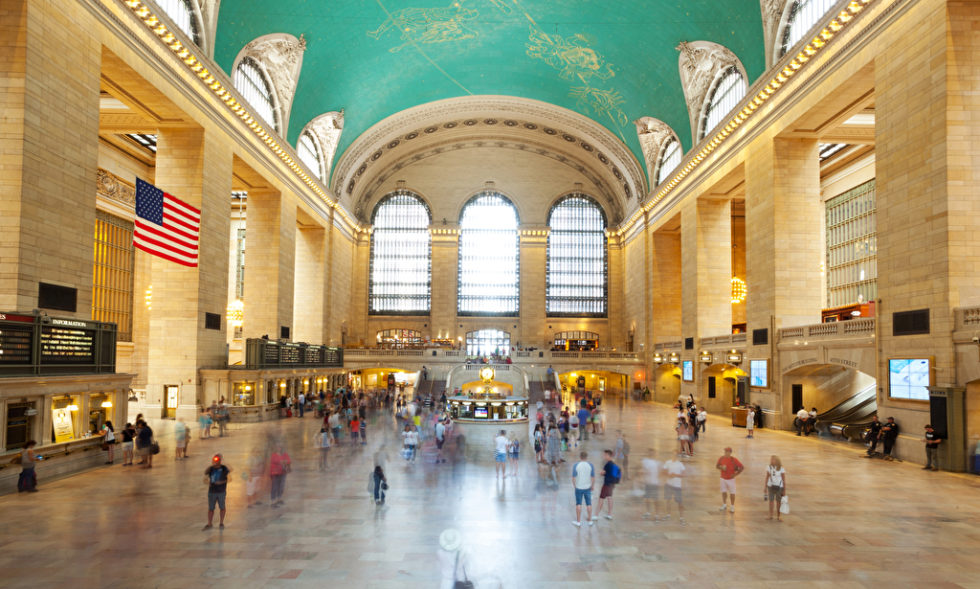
[813,383,877,441]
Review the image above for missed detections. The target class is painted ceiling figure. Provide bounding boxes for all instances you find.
[368,2,480,53]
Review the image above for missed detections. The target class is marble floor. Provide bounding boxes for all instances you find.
[2,397,979,589]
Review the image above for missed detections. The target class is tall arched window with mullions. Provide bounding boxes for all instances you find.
[458,192,520,315]
[157,0,201,46]
[547,195,607,317]
[699,66,746,141]
[369,191,432,315]
[233,56,279,133]
[778,0,838,59]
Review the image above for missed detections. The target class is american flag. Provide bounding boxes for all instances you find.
[134,178,201,267]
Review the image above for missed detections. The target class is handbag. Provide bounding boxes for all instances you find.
[453,552,474,589]
[150,441,160,455]
[101,442,109,451]
[779,495,790,515]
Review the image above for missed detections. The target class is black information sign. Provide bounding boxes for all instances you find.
[0,312,116,375]
[0,324,33,364]
[41,325,96,363]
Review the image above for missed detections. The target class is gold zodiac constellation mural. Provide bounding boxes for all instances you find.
[368,1,480,53]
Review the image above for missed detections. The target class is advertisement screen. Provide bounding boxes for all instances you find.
[682,360,693,382]
[474,407,488,418]
[750,359,768,388]
[888,358,931,400]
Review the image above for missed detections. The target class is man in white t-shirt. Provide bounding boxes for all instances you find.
[641,452,662,521]
[494,430,509,478]
[571,451,595,527]
[663,457,686,525]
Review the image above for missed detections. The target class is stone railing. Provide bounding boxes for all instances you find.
[342,348,641,363]
[699,333,747,347]
[654,340,683,351]
[777,318,875,342]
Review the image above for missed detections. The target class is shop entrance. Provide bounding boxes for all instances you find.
[6,401,36,450]
[164,385,179,419]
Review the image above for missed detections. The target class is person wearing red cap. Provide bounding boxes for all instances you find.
[715,447,743,513]
[203,453,231,530]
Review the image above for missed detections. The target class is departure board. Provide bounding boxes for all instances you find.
[0,324,34,364]
[280,343,301,364]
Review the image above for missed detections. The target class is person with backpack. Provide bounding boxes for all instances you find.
[593,449,620,521]
[202,453,231,530]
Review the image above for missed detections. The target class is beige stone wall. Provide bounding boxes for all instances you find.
[0,0,101,316]
[242,189,295,340]
[623,224,650,354]
[326,222,354,346]
[292,225,326,343]
[650,228,681,342]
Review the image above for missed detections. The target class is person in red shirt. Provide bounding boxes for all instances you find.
[269,443,292,508]
[715,447,744,513]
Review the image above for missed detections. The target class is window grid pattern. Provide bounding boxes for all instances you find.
[125,133,158,153]
[780,0,838,57]
[826,179,877,307]
[466,329,511,357]
[370,191,432,314]
[700,67,746,141]
[92,211,135,341]
[235,227,246,300]
[377,329,423,347]
[458,192,520,315]
[155,0,200,45]
[297,131,323,181]
[656,138,682,186]
[233,57,278,133]
[546,196,607,317]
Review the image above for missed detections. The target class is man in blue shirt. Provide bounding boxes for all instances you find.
[577,404,591,441]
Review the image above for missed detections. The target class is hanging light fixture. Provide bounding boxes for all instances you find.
[731,277,747,304]
[227,299,245,328]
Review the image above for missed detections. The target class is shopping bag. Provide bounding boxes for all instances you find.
[779,495,790,515]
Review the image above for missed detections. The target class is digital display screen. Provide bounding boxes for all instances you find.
[474,407,488,418]
[682,360,693,382]
[750,359,768,388]
[889,358,931,400]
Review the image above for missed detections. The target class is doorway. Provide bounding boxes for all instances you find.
[791,384,803,414]
[164,385,179,419]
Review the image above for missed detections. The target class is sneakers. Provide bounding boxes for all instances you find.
[202,524,212,531]
[571,520,582,527]
[604,514,613,520]
[718,505,728,511]
[591,516,599,521]
[729,505,735,513]
[588,520,595,527]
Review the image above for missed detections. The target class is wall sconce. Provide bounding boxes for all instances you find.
[653,352,664,364]
[101,401,113,409]
[700,351,713,363]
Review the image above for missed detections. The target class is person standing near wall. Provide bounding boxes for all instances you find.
[923,424,942,471]
[881,417,900,460]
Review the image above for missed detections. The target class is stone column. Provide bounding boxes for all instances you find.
[430,229,458,344]
[243,188,295,340]
[145,128,232,419]
[0,0,101,315]
[744,138,822,331]
[874,0,980,464]
[324,220,353,346]
[680,198,732,399]
[292,224,326,343]
[606,234,626,350]
[519,229,547,349]
[348,230,370,346]
[651,228,682,342]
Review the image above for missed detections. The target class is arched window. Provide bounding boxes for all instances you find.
[233,57,279,133]
[656,137,682,186]
[779,0,838,58]
[369,191,432,314]
[466,329,511,357]
[297,131,323,181]
[546,195,607,317]
[700,66,746,141]
[458,192,520,315]
[157,0,201,45]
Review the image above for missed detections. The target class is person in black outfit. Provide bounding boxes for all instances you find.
[923,424,942,471]
[881,417,899,460]
[136,420,154,468]
[203,453,231,530]
[865,415,882,455]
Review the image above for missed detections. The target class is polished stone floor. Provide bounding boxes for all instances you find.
[2,397,979,588]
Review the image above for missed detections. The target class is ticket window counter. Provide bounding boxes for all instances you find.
[233,382,256,406]
[50,395,82,443]
[448,399,528,421]
[89,393,115,434]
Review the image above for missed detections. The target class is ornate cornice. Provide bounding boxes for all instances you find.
[634,117,677,185]
[96,168,136,208]
[332,95,646,219]
[676,40,742,143]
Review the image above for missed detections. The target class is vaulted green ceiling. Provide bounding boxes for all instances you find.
[214,1,766,182]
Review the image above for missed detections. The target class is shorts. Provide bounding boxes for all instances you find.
[208,492,226,511]
[122,441,133,451]
[767,485,784,501]
[495,452,506,463]
[720,478,736,494]
[575,488,592,506]
[176,439,187,449]
[664,485,683,503]
[509,451,519,459]
[436,438,444,449]
[599,484,614,499]
[137,446,150,457]
[644,484,660,499]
